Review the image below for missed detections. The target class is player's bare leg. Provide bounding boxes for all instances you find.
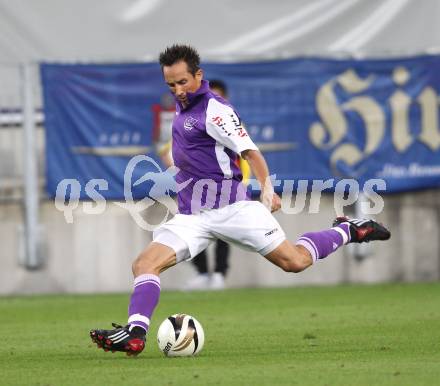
[264,241,313,273]
[90,242,176,356]
[132,242,177,276]
[264,217,390,272]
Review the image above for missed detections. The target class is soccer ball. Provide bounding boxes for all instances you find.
[157,313,205,357]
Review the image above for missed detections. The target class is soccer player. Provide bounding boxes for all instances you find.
[156,79,244,291]
[90,44,390,356]
[184,79,250,291]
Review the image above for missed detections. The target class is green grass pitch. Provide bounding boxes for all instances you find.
[1,283,440,386]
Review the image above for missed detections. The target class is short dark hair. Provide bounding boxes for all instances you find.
[159,44,200,75]
[209,79,228,96]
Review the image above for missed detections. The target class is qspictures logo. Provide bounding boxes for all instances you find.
[54,155,191,231]
[54,155,387,230]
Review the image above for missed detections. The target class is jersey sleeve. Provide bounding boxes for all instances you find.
[205,98,258,154]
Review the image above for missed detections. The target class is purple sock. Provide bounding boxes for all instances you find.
[296,223,350,262]
[127,274,161,333]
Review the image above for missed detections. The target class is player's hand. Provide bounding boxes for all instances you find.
[261,189,281,213]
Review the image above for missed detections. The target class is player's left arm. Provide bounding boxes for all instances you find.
[241,149,281,213]
[205,99,257,155]
[205,98,280,212]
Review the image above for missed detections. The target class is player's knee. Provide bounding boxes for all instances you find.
[274,256,301,273]
[282,260,306,273]
[280,251,312,273]
[132,252,156,276]
[131,255,144,276]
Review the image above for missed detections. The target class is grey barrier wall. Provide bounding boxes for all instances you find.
[0,189,439,295]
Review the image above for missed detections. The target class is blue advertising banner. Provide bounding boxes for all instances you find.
[41,55,440,199]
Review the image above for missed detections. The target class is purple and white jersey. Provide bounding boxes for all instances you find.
[172,80,258,214]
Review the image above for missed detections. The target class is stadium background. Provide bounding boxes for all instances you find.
[1,0,440,295]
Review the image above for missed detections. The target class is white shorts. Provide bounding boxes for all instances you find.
[153,200,286,263]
